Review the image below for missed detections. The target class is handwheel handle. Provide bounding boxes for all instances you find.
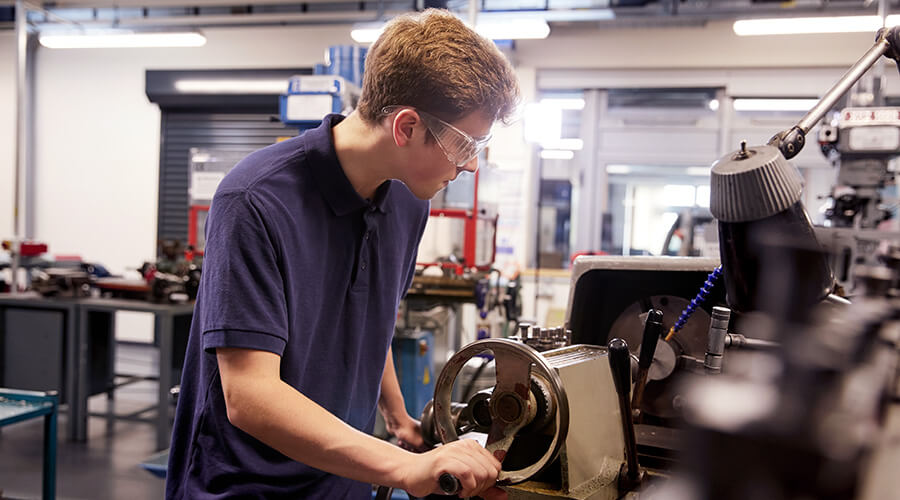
[439,473,461,495]
[632,309,664,418]
[638,309,664,371]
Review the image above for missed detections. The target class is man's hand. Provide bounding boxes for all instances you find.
[384,412,426,452]
[399,439,506,500]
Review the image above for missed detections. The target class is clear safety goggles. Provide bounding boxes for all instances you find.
[382,106,492,167]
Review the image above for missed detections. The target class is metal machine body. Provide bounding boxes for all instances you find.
[426,339,628,500]
[564,256,722,424]
[817,107,900,286]
[506,345,625,500]
[820,107,900,229]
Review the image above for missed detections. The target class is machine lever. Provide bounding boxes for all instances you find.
[632,309,664,420]
[608,338,642,490]
[770,26,900,159]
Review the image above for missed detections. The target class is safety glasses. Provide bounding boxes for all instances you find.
[382,106,492,167]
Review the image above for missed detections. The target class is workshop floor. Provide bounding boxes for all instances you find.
[0,343,166,500]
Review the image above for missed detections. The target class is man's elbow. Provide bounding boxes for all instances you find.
[216,347,281,432]
[222,382,252,430]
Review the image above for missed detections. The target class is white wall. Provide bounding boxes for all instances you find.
[27,25,355,275]
[0,19,887,276]
[0,31,15,241]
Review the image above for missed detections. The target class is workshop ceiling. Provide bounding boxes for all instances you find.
[0,0,894,30]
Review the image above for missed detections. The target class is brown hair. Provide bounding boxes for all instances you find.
[357,8,520,125]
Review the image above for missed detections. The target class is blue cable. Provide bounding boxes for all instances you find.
[668,266,723,339]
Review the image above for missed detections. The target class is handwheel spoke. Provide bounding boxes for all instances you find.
[485,349,533,463]
[493,350,532,401]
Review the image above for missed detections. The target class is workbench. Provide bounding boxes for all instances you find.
[0,293,82,441]
[0,294,192,451]
[75,298,193,450]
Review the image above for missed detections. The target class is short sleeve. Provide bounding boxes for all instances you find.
[198,189,289,355]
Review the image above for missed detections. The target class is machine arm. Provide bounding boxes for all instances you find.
[770,26,900,159]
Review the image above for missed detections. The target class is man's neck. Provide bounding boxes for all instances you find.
[332,112,393,200]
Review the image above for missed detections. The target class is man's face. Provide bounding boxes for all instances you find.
[404,111,494,200]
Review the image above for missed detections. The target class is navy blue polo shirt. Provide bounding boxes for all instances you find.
[166,114,430,499]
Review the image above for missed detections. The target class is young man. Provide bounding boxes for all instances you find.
[165,8,520,499]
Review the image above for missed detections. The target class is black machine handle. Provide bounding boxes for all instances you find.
[608,338,642,489]
[439,472,462,495]
[638,310,664,371]
[373,473,461,500]
[608,338,632,398]
[632,309,664,418]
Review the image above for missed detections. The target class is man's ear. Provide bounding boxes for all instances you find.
[391,109,420,147]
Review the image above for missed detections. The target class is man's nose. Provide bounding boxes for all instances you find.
[461,156,479,173]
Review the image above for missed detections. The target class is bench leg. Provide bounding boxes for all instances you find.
[43,409,57,500]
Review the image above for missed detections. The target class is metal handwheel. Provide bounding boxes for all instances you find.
[432,338,570,484]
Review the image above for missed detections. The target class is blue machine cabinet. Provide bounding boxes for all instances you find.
[391,329,435,417]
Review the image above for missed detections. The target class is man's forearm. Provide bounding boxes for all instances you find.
[217,348,500,498]
[226,375,413,488]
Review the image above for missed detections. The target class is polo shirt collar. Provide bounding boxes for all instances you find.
[305,114,393,216]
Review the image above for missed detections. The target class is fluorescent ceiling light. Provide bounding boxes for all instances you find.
[350,24,383,44]
[733,98,818,112]
[540,98,585,110]
[541,138,583,150]
[686,167,711,176]
[174,79,288,94]
[39,31,206,49]
[733,15,899,36]
[606,165,631,175]
[540,149,575,160]
[477,9,614,23]
[476,19,550,40]
[350,16,550,43]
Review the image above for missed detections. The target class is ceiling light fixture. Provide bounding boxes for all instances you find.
[350,16,550,43]
[173,79,288,94]
[39,30,207,49]
[733,98,819,112]
[476,18,550,40]
[541,138,583,150]
[733,15,899,36]
[686,167,711,176]
[540,149,575,160]
[540,98,586,110]
[350,23,384,44]
[606,165,632,175]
